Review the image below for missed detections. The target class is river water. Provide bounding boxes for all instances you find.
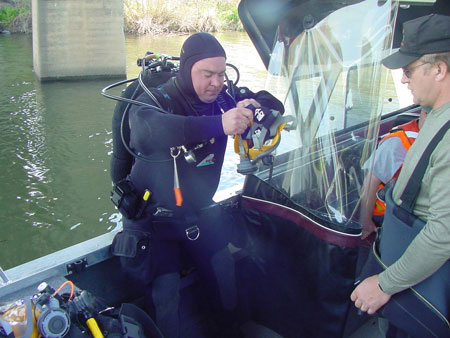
[0,32,267,270]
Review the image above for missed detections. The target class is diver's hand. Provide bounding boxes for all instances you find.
[350,275,391,315]
[222,107,253,135]
[236,99,261,109]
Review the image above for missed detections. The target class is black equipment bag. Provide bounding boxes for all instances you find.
[361,119,450,338]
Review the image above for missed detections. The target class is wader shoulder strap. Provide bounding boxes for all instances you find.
[400,119,450,213]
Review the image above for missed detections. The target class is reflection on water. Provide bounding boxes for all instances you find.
[0,32,266,269]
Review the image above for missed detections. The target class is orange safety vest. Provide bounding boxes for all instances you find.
[373,119,420,216]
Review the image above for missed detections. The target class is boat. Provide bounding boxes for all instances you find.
[1,0,449,337]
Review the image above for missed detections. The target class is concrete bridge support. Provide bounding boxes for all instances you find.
[31,0,126,81]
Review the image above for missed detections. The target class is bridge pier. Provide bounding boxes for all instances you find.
[31,0,126,81]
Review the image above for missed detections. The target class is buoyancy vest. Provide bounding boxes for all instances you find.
[373,118,420,216]
[110,69,177,184]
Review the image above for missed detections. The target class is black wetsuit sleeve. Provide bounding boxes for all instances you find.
[129,105,224,155]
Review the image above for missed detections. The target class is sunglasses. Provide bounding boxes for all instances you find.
[402,62,429,79]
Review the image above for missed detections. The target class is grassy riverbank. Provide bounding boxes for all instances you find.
[124,0,242,34]
[0,0,30,32]
[0,0,242,34]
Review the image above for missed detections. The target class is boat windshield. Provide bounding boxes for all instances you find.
[259,0,398,231]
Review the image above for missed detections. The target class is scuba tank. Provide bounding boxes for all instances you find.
[109,52,179,184]
[103,52,181,218]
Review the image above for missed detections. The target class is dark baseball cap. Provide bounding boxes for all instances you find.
[382,14,450,69]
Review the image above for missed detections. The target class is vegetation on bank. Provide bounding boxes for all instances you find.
[124,0,242,34]
[0,0,30,32]
[0,0,242,34]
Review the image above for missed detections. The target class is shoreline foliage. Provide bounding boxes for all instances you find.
[124,0,242,35]
[0,0,242,34]
[0,0,30,32]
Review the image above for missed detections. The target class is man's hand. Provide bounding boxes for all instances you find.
[350,275,391,314]
[359,173,382,240]
[236,98,261,109]
[222,107,253,135]
[361,219,378,240]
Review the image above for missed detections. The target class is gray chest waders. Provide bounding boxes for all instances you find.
[360,119,450,338]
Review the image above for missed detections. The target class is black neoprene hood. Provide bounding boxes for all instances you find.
[176,32,227,100]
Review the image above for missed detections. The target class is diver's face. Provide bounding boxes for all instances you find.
[191,57,226,103]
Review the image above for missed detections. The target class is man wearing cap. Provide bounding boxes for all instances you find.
[351,13,450,333]
[111,32,283,337]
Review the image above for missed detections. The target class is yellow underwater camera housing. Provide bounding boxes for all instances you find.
[234,105,297,174]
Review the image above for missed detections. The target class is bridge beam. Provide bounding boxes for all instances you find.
[31,0,126,81]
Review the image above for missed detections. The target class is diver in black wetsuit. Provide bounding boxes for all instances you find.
[111,32,284,337]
